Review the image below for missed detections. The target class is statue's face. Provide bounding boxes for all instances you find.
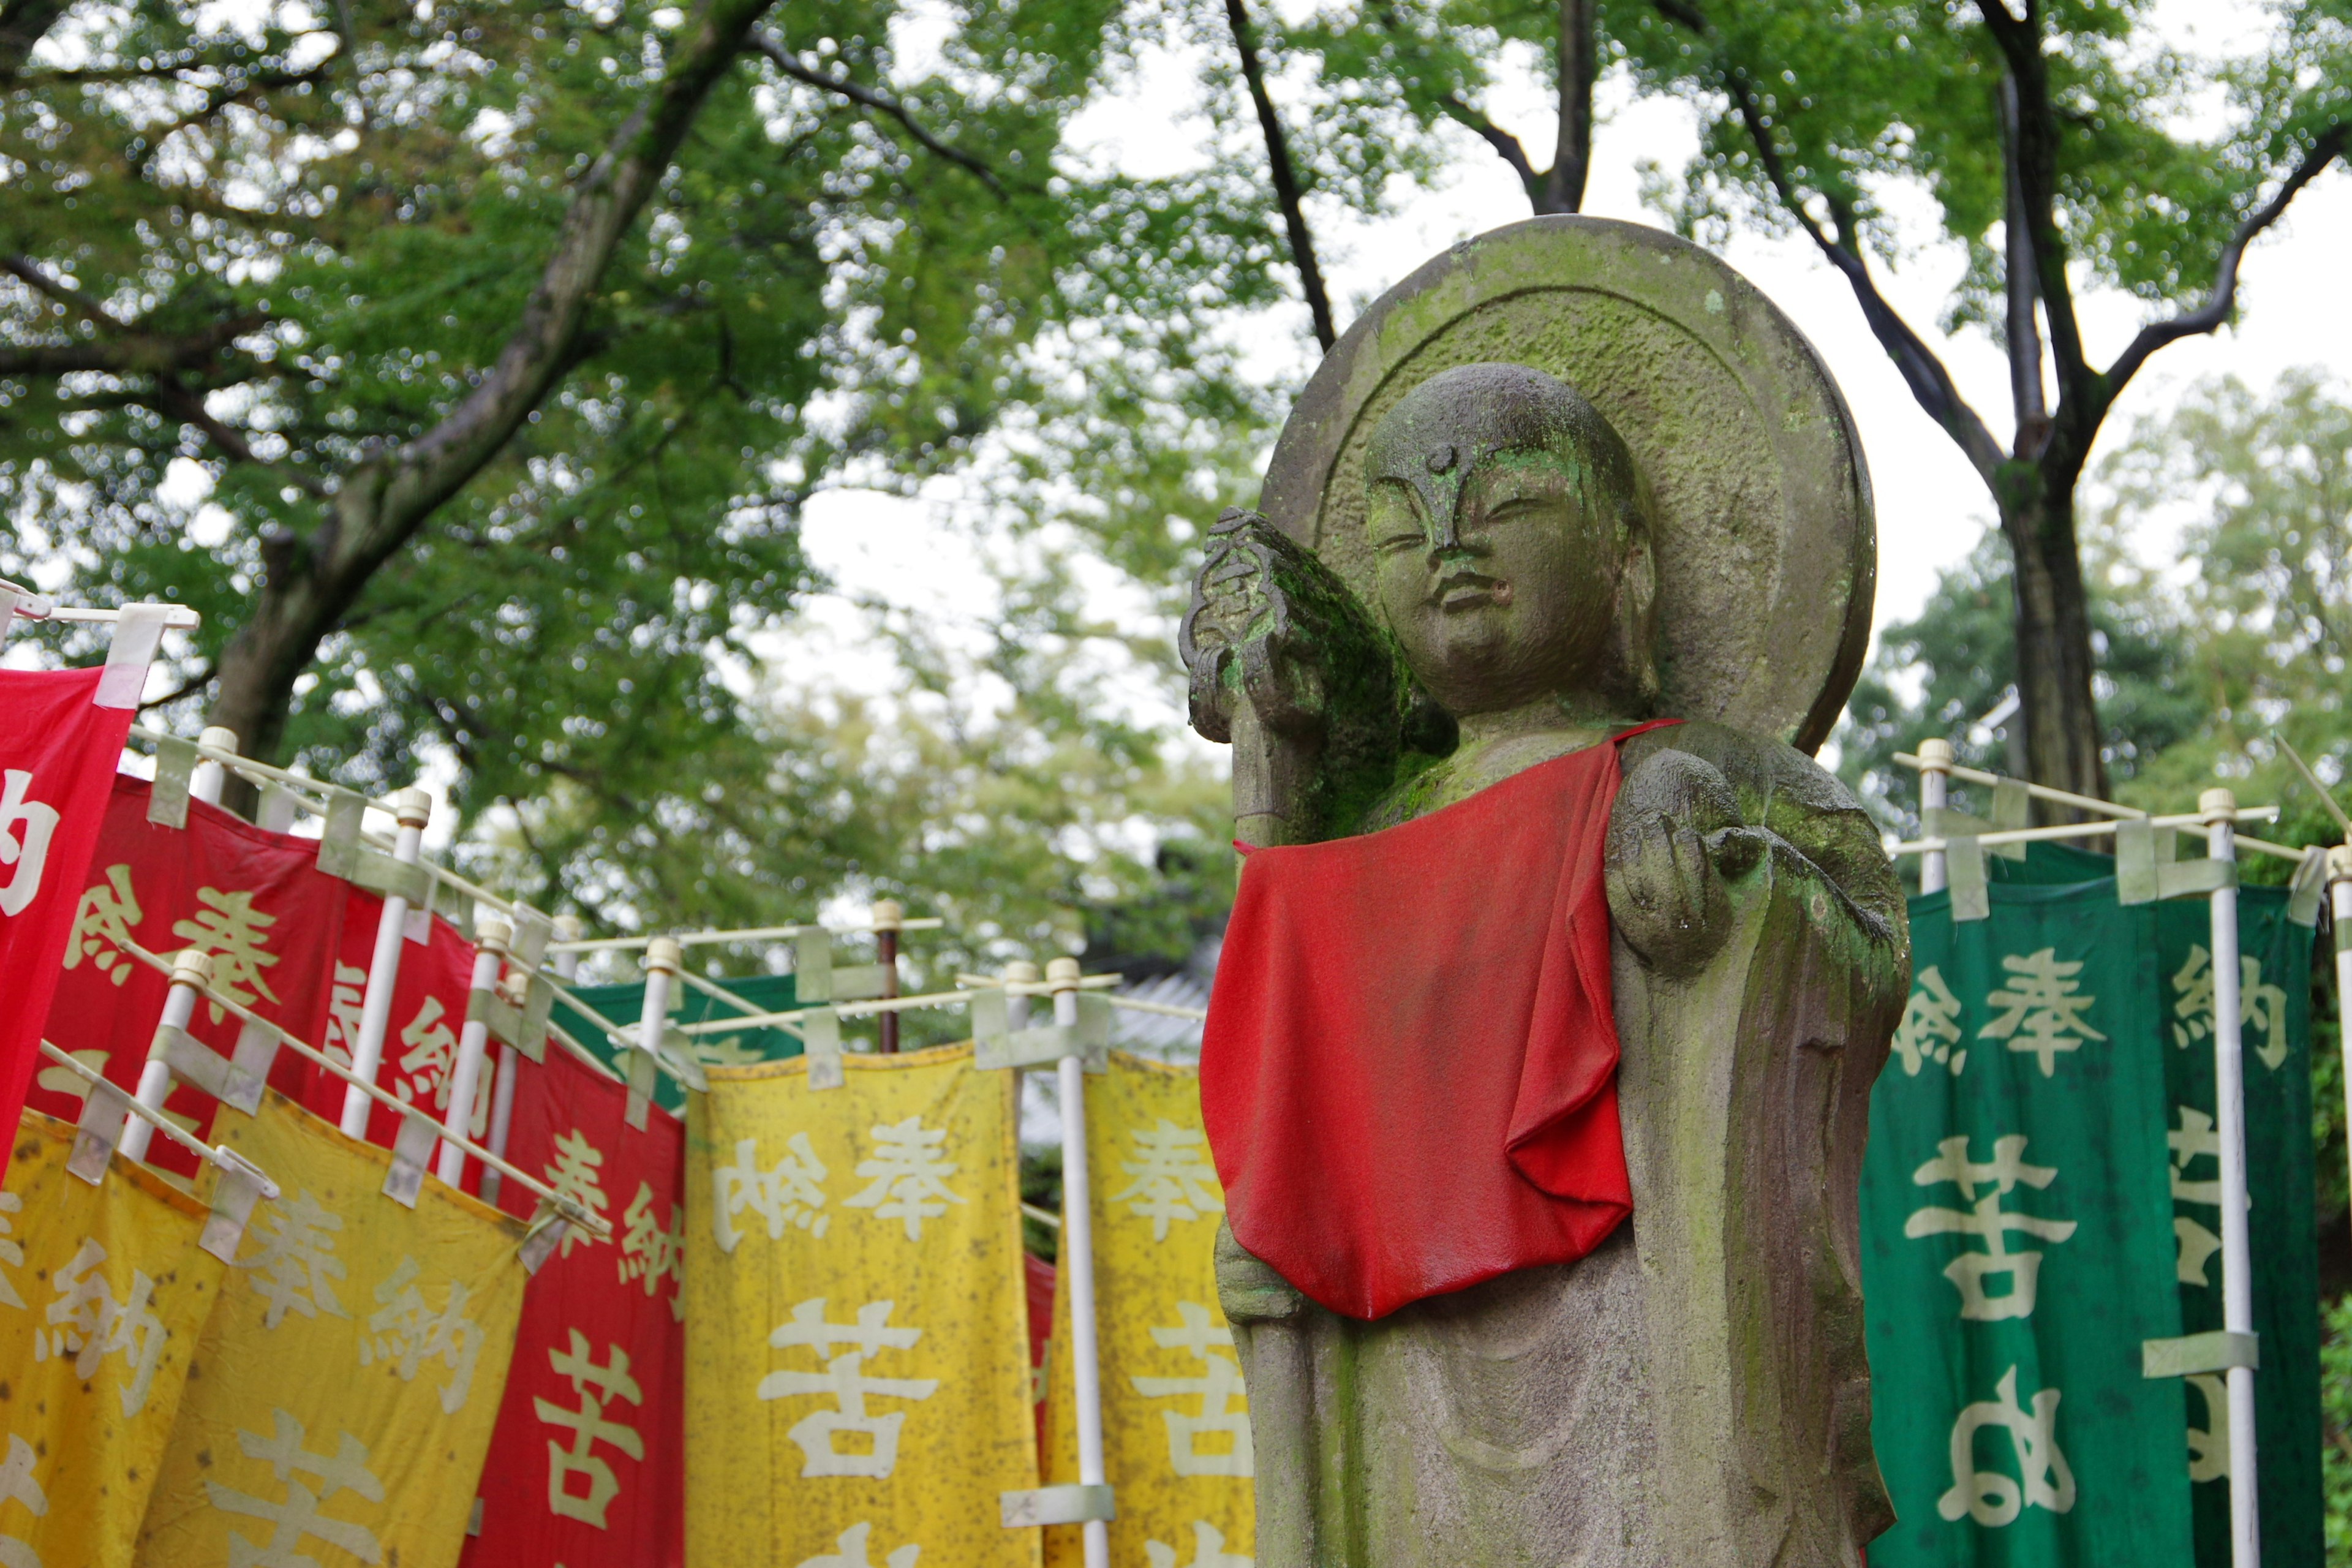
[1364,367,1628,717]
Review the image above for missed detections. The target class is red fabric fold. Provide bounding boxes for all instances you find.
[1199,721,1677,1320]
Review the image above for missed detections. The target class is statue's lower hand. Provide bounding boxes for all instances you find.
[1606,749,1764,976]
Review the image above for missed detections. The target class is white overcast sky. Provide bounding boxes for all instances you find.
[792,0,2351,732]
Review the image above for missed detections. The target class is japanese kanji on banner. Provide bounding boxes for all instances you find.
[1863,844,2325,1567]
[1041,1052,1252,1568]
[467,1042,686,1567]
[0,667,140,1178]
[135,1088,527,1568]
[684,1044,1038,1568]
[2156,871,2320,1564]
[301,890,493,1190]
[31,777,349,1180]
[1966,840,2324,1564]
[1864,875,2187,1566]
[1,1110,224,1568]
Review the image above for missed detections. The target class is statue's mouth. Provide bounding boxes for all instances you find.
[1433,571,1506,611]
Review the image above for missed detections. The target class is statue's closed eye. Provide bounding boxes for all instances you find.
[1369,483,1427,552]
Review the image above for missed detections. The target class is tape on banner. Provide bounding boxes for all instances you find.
[803,1008,843,1091]
[518,976,553,1063]
[1000,1484,1117,1527]
[383,1108,440,1207]
[1928,794,2027,863]
[510,909,556,970]
[519,1204,570,1275]
[2289,846,2327,928]
[95,602,172,709]
[224,1018,280,1114]
[469,986,525,1049]
[160,1022,235,1102]
[200,1148,276,1263]
[796,929,834,1003]
[403,868,437,944]
[257,780,301,831]
[827,963,891,1001]
[624,1047,657,1130]
[973,998,1112,1074]
[1947,834,1989,922]
[69,1079,134,1184]
[148,735,198,829]
[654,1025,709,1094]
[2143,1329,2260,1378]
[2117,819,2237,904]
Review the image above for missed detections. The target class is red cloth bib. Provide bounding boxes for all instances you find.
[1200,722,1676,1320]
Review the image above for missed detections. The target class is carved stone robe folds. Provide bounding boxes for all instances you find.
[1212,723,1908,1568]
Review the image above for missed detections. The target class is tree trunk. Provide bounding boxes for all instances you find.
[202,0,780,779]
[1226,0,1336,349]
[1537,0,1597,214]
[1999,468,2109,806]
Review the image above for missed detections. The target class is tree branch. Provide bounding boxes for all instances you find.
[146,372,330,495]
[1542,0,1597,214]
[748,34,1004,197]
[209,0,785,760]
[1972,3,2094,417]
[1436,92,1540,205]
[2101,124,2350,402]
[137,662,216,713]
[1651,6,2008,480]
[1224,0,1336,350]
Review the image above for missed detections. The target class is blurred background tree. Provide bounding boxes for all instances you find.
[1,0,1296,935]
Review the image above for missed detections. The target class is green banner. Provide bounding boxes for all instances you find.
[1865,876,2189,1566]
[2155,886,2320,1566]
[552,973,802,1114]
[1866,843,2323,1566]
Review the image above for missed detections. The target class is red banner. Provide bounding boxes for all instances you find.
[29,774,347,1178]
[467,1042,685,1566]
[0,668,136,1182]
[297,890,493,1191]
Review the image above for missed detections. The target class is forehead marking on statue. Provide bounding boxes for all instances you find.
[1365,363,1620,549]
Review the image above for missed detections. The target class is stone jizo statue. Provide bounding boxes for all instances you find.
[1183,217,1910,1567]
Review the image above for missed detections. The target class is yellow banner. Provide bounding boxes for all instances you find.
[685,1044,1039,1567]
[1043,1052,1254,1568]
[135,1088,527,1568]
[1,1111,223,1568]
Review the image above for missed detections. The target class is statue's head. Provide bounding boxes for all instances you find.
[1363,362,1657,720]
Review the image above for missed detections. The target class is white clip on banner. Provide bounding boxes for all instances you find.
[95,603,173,709]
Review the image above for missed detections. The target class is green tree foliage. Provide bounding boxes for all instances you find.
[1,0,1306,929]
[1841,367,2352,832]
[1272,0,2350,799]
[1841,373,2352,1458]
[1837,524,2205,837]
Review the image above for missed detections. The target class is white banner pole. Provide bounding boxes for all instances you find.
[2204,787,2260,1568]
[188,725,238,808]
[437,917,511,1186]
[1917,737,1953,894]
[2331,847,2352,1237]
[1050,955,1112,1568]
[118,949,211,1163]
[340,786,432,1136]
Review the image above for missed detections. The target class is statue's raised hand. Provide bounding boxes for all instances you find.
[1180,508,1413,843]
[1180,508,1332,749]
